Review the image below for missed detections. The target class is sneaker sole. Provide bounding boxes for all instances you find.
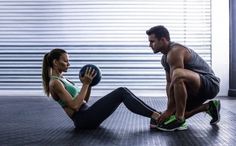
[156,123,188,132]
[156,126,188,132]
[210,100,221,125]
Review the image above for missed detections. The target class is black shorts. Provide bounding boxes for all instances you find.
[186,74,220,111]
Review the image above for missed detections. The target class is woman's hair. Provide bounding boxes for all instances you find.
[42,48,67,96]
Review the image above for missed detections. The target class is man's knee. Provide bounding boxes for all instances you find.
[172,68,199,84]
[172,68,186,82]
[172,68,201,95]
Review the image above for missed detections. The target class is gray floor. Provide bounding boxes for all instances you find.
[0,96,235,146]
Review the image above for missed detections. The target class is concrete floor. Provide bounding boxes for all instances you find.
[0,96,235,146]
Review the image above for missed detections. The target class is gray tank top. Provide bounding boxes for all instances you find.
[161,42,220,85]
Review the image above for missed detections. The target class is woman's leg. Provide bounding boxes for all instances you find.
[74,87,159,129]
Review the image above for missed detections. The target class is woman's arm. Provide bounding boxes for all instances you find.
[84,86,91,102]
[50,67,96,111]
[50,80,90,111]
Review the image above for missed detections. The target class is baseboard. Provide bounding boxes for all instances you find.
[228,89,236,97]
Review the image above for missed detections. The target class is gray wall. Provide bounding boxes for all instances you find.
[229,0,236,96]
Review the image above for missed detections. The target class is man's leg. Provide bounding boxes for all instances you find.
[171,68,201,120]
[156,68,201,131]
[157,70,220,131]
[184,104,208,119]
[184,74,220,124]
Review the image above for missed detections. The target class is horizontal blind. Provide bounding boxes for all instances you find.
[0,0,211,97]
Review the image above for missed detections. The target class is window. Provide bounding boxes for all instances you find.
[0,0,211,96]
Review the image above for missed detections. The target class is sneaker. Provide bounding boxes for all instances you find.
[150,118,158,129]
[156,115,188,131]
[207,100,221,124]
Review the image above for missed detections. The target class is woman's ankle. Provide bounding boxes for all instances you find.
[151,112,161,120]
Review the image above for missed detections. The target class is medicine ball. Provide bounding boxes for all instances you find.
[79,64,102,86]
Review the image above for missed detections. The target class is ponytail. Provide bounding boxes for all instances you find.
[41,48,67,96]
[42,53,50,96]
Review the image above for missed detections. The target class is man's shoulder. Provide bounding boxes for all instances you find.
[167,46,186,59]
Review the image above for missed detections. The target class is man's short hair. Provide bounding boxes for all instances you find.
[146,25,170,41]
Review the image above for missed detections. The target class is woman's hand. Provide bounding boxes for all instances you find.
[80,67,97,85]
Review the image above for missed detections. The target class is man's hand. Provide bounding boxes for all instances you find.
[157,110,173,124]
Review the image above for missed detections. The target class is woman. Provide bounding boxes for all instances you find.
[42,48,160,130]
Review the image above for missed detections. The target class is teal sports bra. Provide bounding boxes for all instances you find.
[50,76,80,107]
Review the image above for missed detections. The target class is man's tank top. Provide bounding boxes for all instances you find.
[161,42,220,85]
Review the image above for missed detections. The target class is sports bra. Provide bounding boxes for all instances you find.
[50,76,80,108]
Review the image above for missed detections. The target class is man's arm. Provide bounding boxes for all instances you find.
[157,70,176,123]
[165,71,175,113]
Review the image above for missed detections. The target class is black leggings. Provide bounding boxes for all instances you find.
[72,87,157,129]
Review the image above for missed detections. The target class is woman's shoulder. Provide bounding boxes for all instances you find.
[49,78,65,91]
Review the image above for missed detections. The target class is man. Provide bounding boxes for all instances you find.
[146,25,220,131]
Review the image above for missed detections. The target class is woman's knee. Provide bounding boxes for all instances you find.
[115,87,128,93]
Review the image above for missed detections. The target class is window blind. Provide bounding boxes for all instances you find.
[0,0,211,97]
